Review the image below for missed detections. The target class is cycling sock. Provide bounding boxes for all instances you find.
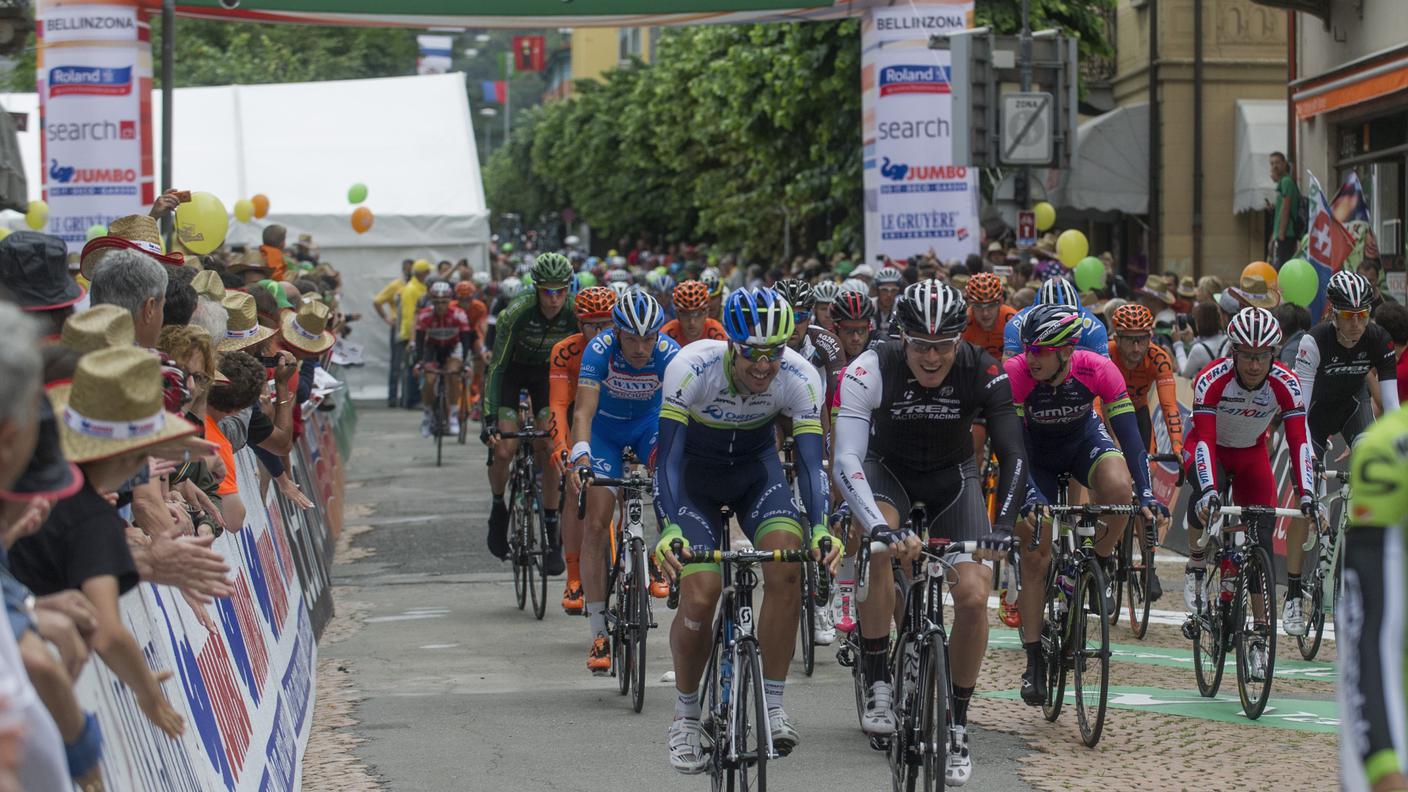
[544,509,559,528]
[675,688,702,720]
[565,552,581,581]
[764,678,785,712]
[1023,641,1041,670]
[862,635,890,684]
[1187,549,1205,567]
[492,494,506,508]
[952,685,974,726]
[587,602,607,637]
[1286,573,1302,600]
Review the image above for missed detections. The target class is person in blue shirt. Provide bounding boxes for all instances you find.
[570,291,680,675]
[1002,278,1110,359]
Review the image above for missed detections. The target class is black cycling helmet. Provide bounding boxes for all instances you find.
[773,278,815,312]
[833,290,876,322]
[896,280,967,336]
[1326,270,1372,311]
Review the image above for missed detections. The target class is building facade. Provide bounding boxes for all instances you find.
[543,27,656,102]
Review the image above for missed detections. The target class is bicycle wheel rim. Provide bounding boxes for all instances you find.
[1129,531,1154,639]
[614,566,630,696]
[886,634,915,792]
[1108,532,1127,627]
[735,641,767,792]
[531,506,547,620]
[1297,577,1325,660]
[1073,564,1110,747]
[510,474,527,609]
[918,634,948,792]
[1192,570,1225,697]
[800,571,816,677]
[1235,547,1276,719]
[1041,573,1066,722]
[632,545,649,713]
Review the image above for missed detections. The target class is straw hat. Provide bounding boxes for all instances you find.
[281,299,335,354]
[1229,274,1280,310]
[191,269,226,301]
[218,292,276,352]
[1033,233,1059,257]
[228,247,272,276]
[46,347,196,463]
[59,305,134,354]
[1177,276,1198,299]
[79,215,185,279]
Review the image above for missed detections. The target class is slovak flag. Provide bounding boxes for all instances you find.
[1304,171,1353,319]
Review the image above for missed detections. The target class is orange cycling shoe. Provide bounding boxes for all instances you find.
[998,591,1022,628]
[562,580,584,615]
[588,635,611,675]
[649,559,670,599]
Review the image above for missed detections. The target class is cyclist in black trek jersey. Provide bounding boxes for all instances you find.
[1286,270,1400,637]
[832,280,1026,787]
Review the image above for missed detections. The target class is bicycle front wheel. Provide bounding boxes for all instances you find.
[799,563,816,677]
[732,640,768,792]
[915,633,949,792]
[1297,569,1325,661]
[509,471,527,610]
[887,634,918,792]
[1234,546,1276,720]
[1126,522,1154,639]
[1041,572,1067,723]
[1193,568,1226,698]
[1072,561,1110,747]
[612,562,631,697]
[631,541,649,713]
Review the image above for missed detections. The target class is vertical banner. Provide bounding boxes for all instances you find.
[36,0,153,249]
[861,0,977,265]
[416,34,453,75]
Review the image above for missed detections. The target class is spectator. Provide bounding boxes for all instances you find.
[1195,275,1225,304]
[1358,258,1398,313]
[162,265,198,327]
[203,351,267,531]
[1173,300,1229,379]
[78,215,184,283]
[1010,286,1037,310]
[292,233,318,266]
[217,292,277,355]
[58,305,134,356]
[1268,151,1300,267]
[985,241,1005,269]
[1373,301,1408,405]
[229,247,273,287]
[261,224,288,281]
[89,249,168,349]
[0,232,86,338]
[1273,302,1312,370]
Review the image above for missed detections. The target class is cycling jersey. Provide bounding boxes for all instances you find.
[962,303,1018,360]
[547,333,587,460]
[1108,339,1183,454]
[457,298,489,344]
[1295,321,1400,452]
[578,331,680,422]
[1002,304,1110,359]
[1185,358,1313,499]
[797,324,846,405]
[660,317,726,346]
[832,340,1026,531]
[414,305,471,364]
[1005,349,1152,504]
[483,291,578,421]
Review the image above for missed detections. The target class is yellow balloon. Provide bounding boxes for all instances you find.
[174,191,229,255]
[1034,202,1056,232]
[25,199,48,230]
[233,198,255,223]
[1056,229,1089,269]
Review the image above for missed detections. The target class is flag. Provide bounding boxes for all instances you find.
[417,34,453,75]
[481,80,506,104]
[513,35,546,73]
[1331,170,1372,225]
[1304,171,1354,319]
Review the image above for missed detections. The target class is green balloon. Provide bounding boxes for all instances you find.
[1279,258,1318,307]
[85,223,107,241]
[347,183,368,204]
[1074,256,1106,292]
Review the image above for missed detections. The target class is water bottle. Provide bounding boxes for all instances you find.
[836,555,857,634]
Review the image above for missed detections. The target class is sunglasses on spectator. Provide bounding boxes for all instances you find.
[1335,308,1370,321]
[735,343,783,363]
[904,334,960,353]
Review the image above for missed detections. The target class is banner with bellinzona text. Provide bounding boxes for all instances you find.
[862,0,977,266]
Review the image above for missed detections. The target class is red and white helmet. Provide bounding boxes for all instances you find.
[1226,306,1282,350]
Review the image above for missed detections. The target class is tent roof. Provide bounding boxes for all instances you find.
[1,71,487,248]
[1234,99,1285,215]
[1050,102,1148,216]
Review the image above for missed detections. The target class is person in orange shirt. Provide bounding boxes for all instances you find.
[660,280,726,346]
[454,280,490,418]
[1108,304,1183,455]
[547,286,618,615]
[961,272,1017,361]
[260,225,289,282]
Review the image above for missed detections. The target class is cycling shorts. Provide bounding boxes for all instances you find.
[422,344,462,368]
[587,414,658,479]
[1183,440,1276,555]
[1340,526,1408,792]
[1309,385,1373,459]
[673,453,803,577]
[864,456,991,567]
[496,363,550,425]
[1027,417,1123,502]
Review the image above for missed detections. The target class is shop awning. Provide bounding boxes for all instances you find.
[1050,102,1148,215]
[1233,99,1285,214]
[1293,44,1408,120]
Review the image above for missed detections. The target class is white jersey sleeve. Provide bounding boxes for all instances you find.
[660,340,723,426]
[1295,332,1321,410]
[830,351,888,530]
[778,346,825,429]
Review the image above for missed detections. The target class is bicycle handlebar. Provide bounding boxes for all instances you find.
[498,429,550,440]
[1049,503,1142,516]
[1148,453,1185,486]
[1192,504,1308,550]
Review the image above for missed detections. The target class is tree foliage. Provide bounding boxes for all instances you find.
[977,0,1116,62]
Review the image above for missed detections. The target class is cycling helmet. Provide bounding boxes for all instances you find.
[428,281,453,300]
[964,272,1004,304]
[521,273,535,288]
[813,280,841,305]
[576,271,598,289]
[875,267,905,287]
[1111,303,1155,333]
[774,278,815,312]
[841,278,869,295]
[574,286,617,321]
[608,281,632,299]
[1226,306,1283,349]
[606,269,633,284]
[472,271,491,288]
[500,277,523,300]
[454,281,476,299]
[1037,277,1080,307]
[833,290,876,322]
[654,273,676,295]
[673,280,710,312]
[613,291,665,336]
[700,270,723,298]
[1020,304,1084,348]
[1326,270,1372,311]
[896,280,968,336]
[723,288,795,346]
[531,252,574,286]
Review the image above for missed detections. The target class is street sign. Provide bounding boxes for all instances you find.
[991,172,1048,230]
[1002,92,1053,165]
[1016,210,1036,249]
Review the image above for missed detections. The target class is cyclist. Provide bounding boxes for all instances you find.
[1005,304,1162,705]
[483,275,522,351]
[775,278,846,411]
[700,269,726,318]
[548,286,618,615]
[649,272,678,320]
[454,280,490,420]
[833,290,878,364]
[413,281,472,437]
[483,253,578,571]
[570,292,680,674]
[661,280,726,346]
[873,266,905,338]
[832,280,1026,785]
[1002,278,1110,359]
[1182,307,1318,678]
[1288,270,1400,636]
[962,272,1016,361]
[654,288,838,772]
[1342,403,1408,792]
[813,280,841,330]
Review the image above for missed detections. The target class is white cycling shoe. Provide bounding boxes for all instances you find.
[667,717,711,774]
[1282,598,1307,637]
[860,681,897,736]
[768,708,800,757]
[946,724,972,787]
[813,605,836,646]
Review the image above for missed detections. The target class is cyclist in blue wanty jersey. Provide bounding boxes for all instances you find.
[654,288,839,774]
[1001,278,1110,360]
[570,292,680,676]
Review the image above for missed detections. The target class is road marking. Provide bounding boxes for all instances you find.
[366,608,451,624]
[986,627,1337,679]
[420,643,460,650]
[984,685,1338,732]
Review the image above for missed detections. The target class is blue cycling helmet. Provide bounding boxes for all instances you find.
[612,291,666,336]
[723,287,795,346]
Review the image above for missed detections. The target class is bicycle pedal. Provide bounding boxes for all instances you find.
[836,646,855,668]
[868,736,890,752]
[1181,618,1198,641]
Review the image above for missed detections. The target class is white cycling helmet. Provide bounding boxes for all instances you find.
[812,280,841,305]
[1037,277,1080,307]
[875,267,905,287]
[471,271,491,288]
[840,278,869,295]
[500,277,523,300]
[613,291,666,336]
[608,281,632,299]
[1227,306,1283,350]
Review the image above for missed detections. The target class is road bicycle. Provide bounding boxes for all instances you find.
[780,438,829,677]
[500,401,551,619]
[415,362,451,466]
[1106,453,1180,639]
[1295,462,1346,660]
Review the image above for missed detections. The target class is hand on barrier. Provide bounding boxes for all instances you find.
[35,590,97,642]
[137,671,186,739]
[33,608,90,680]
[277,474,314,510]
[146,534,234,603]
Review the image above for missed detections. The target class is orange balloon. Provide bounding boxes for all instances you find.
[1242,260,1277,286]
[251,193,270,219]
[351,206,374,234]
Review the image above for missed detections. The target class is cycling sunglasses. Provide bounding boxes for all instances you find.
[836,323,870,337]
[793,310,812,323]
[735,343,784,362]
[1025,343,1066,356]
[1335,308,1370,321]
[903,333,960,353]
[538,285,569,298]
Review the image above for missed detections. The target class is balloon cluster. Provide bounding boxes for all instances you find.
[348,183,373,234]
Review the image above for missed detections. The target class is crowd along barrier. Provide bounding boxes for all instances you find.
[71,393,353,791]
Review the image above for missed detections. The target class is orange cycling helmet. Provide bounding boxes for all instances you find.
[454,280,476,299]
[1112,303,1155,333]
[575,285,617,320]
[965,272,1004,304]
[673,280,710,312]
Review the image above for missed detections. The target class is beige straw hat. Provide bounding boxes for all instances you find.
[1229,274,1281,310]
[218,292,276,352]
[191,269,226,301]
[59,305,135,355]
[46,346,196,463]
[228,247,272,275]
[280,299,335,354]
[79,214,185,279]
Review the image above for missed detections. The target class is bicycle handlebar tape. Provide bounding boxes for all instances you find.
[666,538,684,610]
[815,536,833,601]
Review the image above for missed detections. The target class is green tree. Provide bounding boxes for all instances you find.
[977,0,1116,62]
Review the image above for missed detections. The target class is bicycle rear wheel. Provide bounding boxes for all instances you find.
[1126,524,1154,639]
[887,633,918,792]
[529,482,548,621]
[1041,571,1067,723]
[730,640,767,792]
[799,563,816,677]
[434,380,447,467]
[610,558,630,696]
[509,470,527,610]
[1235,546,1276,720]
[1072,561,1110,747]
[1192,568,1226,697]
[914,633,948,792]
[631,541,649,713]
[1107,536,1124,628]
[1296,569,1325,661]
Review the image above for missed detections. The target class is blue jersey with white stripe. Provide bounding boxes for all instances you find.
[578,331,680,422]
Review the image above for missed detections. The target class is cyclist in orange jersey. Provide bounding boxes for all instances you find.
[661,280,726,346]
[961,272,1017,361]
[547,286,618,614]
[1108,304,1183,455]
[454,280,490,418]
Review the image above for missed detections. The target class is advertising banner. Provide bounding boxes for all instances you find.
[861,0,977,265]
[36,1,154,249]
